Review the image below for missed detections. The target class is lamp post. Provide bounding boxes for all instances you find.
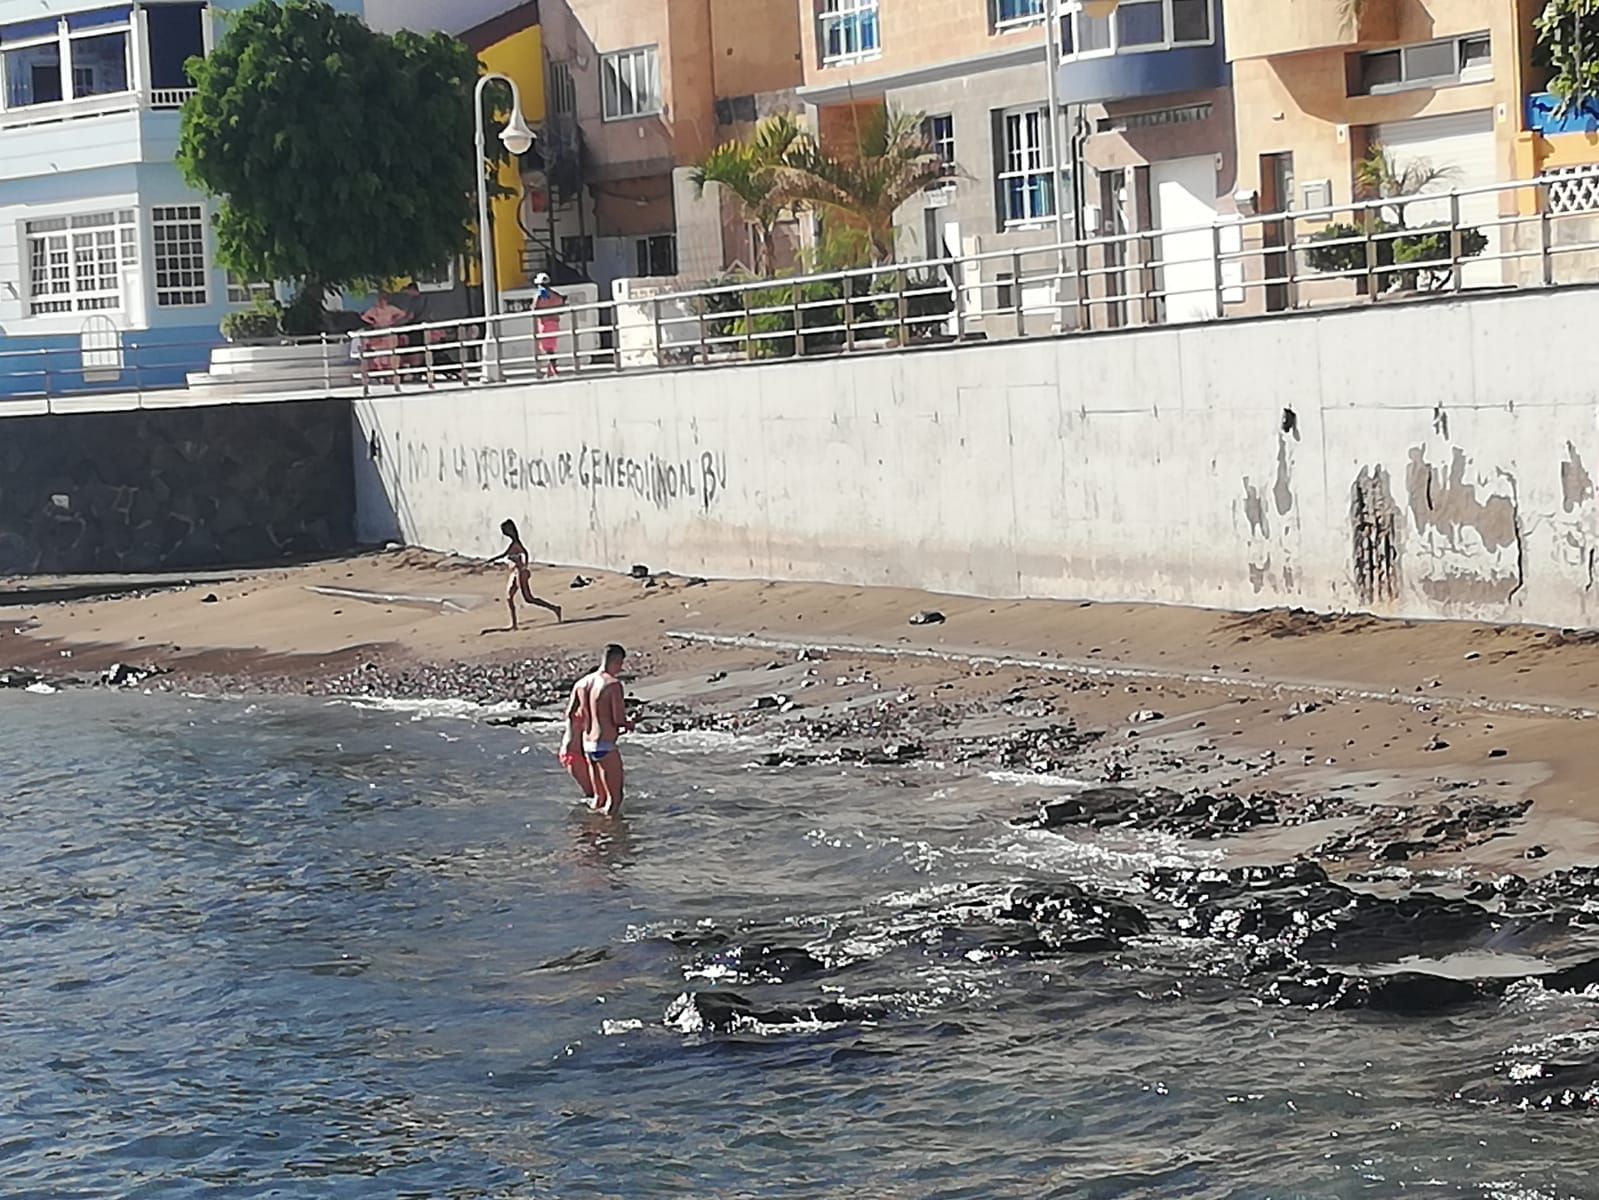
[475,72,537,384]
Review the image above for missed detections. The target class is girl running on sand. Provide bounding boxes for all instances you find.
[488,518,561,630]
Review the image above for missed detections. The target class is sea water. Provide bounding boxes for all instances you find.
[2,689,1595,1198]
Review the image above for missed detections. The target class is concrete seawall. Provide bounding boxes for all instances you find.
[352,287,1599,628]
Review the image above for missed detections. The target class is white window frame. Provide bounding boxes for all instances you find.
[413,260,456,293]
[818,0,880,67]
[600,45,661,121]
[997,106,1055,229]
[634,233,677,277]
[24,208,138,316]
[226,273,274,305]
[0,10,136,115]
[994,0,1045,32]
[1058,0,1214,62]
[1354,32,1492,97]
[151,203,208,308]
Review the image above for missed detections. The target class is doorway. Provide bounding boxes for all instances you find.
[1150,155,1219,323]
[1260,151,1295,312]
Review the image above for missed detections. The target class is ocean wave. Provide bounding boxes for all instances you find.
[983,769,1093,789]
[328,695,527,721]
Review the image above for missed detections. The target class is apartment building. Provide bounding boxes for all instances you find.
[1225,0,1542,295]
[0,0,364,395]
[798,0,1059,277]
[797,0,1236,327]
[534,0,805,293]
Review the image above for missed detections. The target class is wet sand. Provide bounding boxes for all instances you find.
[5,548,1599,879]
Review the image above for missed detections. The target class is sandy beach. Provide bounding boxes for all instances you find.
[6,547,1599,881]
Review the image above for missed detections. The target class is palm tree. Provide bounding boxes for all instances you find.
[1354,143,1457,225]
[772,106,946,263]
[691,113,802,276]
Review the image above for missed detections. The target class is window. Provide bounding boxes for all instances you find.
[71,30,128,97]
[147,3,205,92]
[25,209,137,315]
[818,0,880,66]
[997,107,1055,227]
[994,0,1044,29]
[152,204,208,307]
[0,9,135,110]
[561,235,595,264]
[1352,33,1492,95]
[547,59,576,115]
[4,38,64,107]
[1116,0,1164,47]
[601,46,660,120]
[924,113,956,185]
[412,261,455,292]
[226,274,274,305]
[635,234,677,277]
[1058,0,1212,60]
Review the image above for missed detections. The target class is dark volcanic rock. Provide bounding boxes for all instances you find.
[995,882,1151,946]
[692,942,830,985]
[664,990,885,1034]
[1022,786,1279,840]
[1265,967,1487,1013]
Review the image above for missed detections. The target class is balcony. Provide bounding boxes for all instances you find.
[1223,0,1396,62]
[1057,0,1228,104]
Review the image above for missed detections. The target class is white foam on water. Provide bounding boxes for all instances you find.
[600,1018,646,1036]
[330,695,526,722]
[984,770,1094,789]
[1500,977,1599,1019]
[24,682,57,695]
[976,825,1221,881]
[628,727,764,755]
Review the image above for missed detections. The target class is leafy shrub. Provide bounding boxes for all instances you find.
[1304,220,1488,292]
[868,268,957,343]
[220,301,282,342]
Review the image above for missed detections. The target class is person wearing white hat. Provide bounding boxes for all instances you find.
[532,272,565,377]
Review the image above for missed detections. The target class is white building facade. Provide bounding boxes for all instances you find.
[0,0,366,397]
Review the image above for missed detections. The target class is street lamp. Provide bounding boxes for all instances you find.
[475,71,537,383]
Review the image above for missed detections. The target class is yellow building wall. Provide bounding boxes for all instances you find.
[479,24,546,292]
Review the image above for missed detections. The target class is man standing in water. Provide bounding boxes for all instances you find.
[565,645,631,815]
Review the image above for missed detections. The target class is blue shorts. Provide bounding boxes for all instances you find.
[584,742,615,762]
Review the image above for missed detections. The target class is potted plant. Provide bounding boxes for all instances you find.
[220,299,283,344]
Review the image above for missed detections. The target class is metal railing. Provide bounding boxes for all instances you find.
[0,333,358,413]
[344,169,1599,396]
[5,168,1599,411]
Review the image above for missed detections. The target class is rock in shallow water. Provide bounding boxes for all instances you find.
[664,990,885,1034]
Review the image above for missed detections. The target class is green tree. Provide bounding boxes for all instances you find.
[773,106,945,263]
[1535,0,1599,114]
[178,0,479,333]
[691,113,802,275]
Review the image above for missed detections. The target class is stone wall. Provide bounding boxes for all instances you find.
[0,400,353,575]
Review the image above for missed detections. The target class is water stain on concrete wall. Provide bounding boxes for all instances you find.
[1403,447,1523,606]
[1561,441,1594,513]
[1273,437,1294,517]
[1350,466,1400,606]
[1405,448,1518,551]
[1242,479,1269,538]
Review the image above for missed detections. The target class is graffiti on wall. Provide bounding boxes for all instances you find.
[394,436,728,513]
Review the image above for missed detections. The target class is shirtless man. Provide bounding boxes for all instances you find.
[565,644,631,815]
